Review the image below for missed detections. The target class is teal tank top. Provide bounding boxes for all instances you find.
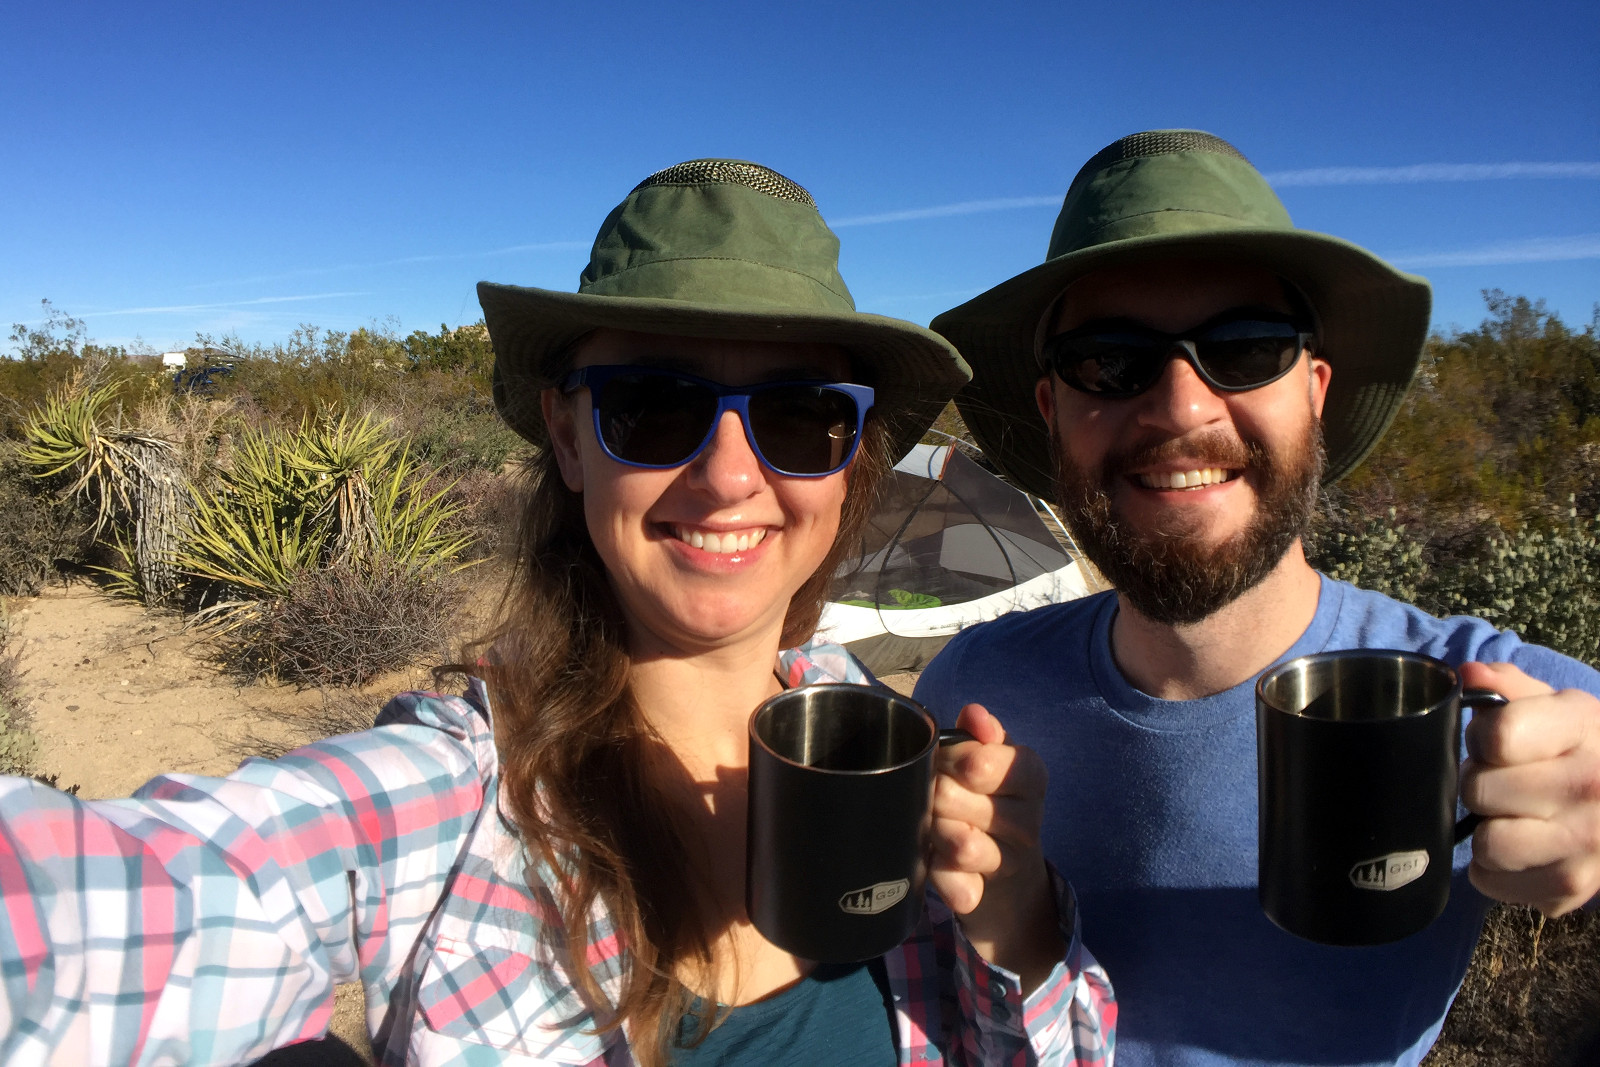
[671,959,898,1065]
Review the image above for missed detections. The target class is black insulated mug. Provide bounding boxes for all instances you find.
[746,684,970,963]
[1256,650,1506,946]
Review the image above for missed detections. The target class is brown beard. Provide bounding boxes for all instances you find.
[1052,420,1325,626]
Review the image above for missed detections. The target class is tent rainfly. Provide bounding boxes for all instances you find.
[819,442,1101,676]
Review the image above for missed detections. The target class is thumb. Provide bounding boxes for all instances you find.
[953,703,1007,745]
[1459,661,1553,701]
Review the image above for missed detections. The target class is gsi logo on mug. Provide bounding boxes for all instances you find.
[1349,849,1430,891]
[839,879,910,915]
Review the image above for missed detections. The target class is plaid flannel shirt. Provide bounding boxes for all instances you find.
[0,640,1115,1065]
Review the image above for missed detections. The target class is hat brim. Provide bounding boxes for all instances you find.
[929,228,1431,498]
[479,281,972,465]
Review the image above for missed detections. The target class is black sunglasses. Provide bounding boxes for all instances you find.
[562,365,875,477]
[1042,310,1314,399]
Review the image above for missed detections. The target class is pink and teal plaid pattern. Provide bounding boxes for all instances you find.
[0,640,1114,1065]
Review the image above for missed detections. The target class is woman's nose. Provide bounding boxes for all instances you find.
[686,409,765,499]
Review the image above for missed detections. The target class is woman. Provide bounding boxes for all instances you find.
[0,160,1114,1065]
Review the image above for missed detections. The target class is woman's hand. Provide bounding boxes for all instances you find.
[930,702,1063,992]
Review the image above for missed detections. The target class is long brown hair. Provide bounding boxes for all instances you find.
[449,365,892,1065]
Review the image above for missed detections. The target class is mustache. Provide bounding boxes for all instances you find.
[1102,429,1264,480]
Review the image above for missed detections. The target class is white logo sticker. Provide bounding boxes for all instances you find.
[838,879,910,915]
[1349,849,1430,891]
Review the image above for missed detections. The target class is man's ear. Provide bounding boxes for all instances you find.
[1308,357,1332,419]
[541,388,585,493]
[1034,375,1057,425]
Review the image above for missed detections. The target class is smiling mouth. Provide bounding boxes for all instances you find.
[1134,467,1237,490]
[671,526,769,554]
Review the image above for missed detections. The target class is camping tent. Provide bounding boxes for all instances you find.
[818,441,1101,675]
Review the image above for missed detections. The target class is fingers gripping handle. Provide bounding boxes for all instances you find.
[1455,688,1511,844]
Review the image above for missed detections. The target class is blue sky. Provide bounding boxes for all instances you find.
[3,0,1596,352]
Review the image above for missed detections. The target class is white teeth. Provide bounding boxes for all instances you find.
[673,526,768,554]
[1137,468,1231,490]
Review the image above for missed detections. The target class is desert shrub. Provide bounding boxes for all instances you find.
[1306,505,1429,607]
[212,560,461,686]
[1344,295,1600,533]
[1425,905,1600,1066]
[443,465,525,562]
[402,321,494,381]
[1439,514,1600,664]
[0,608,35,776]
[1307,500,1600,666]
[405,400,523,473]
[0,451,93,595]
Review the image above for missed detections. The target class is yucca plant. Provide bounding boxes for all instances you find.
[177,411,473,649]
[18,379,190,603]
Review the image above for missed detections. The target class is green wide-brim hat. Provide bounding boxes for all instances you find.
[479,159,970,465]
[930,130,1432,498]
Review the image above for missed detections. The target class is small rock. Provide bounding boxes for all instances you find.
[66,705,79,712]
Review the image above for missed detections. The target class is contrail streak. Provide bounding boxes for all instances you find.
[830,197,1059,227]
[827,162,1600,227]
[78,292,368,319]
[1387,233,1600,268]
[1266,162,1600,186]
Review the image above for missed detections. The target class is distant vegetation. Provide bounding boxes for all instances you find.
[0,300,527,689]
[1308,292,1600,670]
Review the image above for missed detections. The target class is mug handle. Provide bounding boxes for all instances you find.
[1454,687,1511,843]
[939,728,976,746]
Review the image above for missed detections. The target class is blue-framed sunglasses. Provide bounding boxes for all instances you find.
[562,365,875,477]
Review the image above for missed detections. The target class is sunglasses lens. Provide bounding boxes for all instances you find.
[1049,319,1305,395]
[1194,321,1303,388]
[748,385,861,475]
[593,373,718,466]
[1049,333,1164,396]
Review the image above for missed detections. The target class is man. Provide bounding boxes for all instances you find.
[916,130,1600,1067]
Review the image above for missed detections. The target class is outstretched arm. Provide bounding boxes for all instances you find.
[0,690,490,1065]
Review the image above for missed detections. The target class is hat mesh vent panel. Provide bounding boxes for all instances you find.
[1068,131,1251,196]
[633,160,817,209]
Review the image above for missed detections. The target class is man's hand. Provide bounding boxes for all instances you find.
[1459,661,1600,916]
[929,702,1062,991]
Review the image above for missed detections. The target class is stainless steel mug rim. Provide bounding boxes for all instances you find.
[1256,648,1462,719]
[749,684,939,775]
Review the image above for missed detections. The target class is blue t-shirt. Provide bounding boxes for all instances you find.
[914,574,1600,1067]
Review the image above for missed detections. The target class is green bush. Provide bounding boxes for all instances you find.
[1307,501,1600,667]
